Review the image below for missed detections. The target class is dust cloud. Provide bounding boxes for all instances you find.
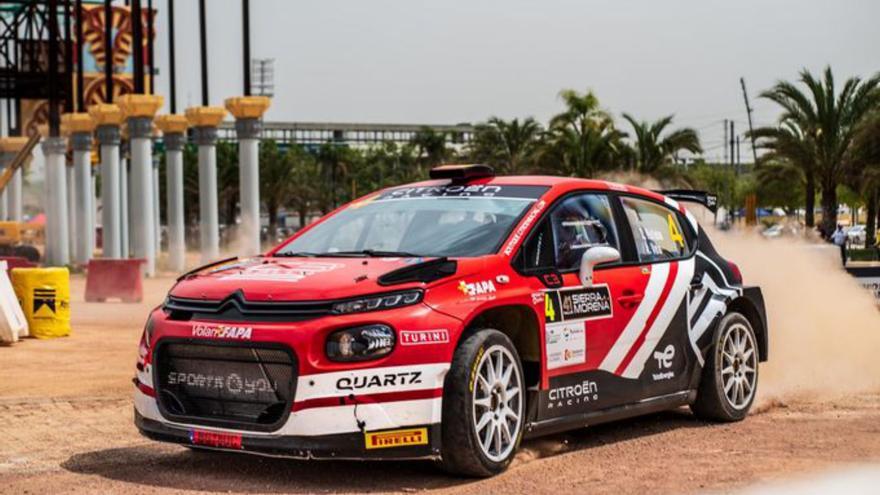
[704,220,880,402]
[601,171,880,401]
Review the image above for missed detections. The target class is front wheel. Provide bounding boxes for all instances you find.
[441,329,525,477]
[691,312,759,421]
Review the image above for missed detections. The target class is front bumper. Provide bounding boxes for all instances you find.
[135,409,441,460]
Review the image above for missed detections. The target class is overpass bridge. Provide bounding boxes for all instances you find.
[216,121,476,146]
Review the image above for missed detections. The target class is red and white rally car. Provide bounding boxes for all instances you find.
[135,164,767,476]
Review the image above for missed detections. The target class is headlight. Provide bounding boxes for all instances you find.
[326,324,395,362]
[331,290,423,315]
[138,315,155,363]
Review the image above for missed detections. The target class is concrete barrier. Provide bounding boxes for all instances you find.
[0,261,28,343]
[85,258,145,303]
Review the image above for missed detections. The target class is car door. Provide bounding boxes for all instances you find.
[518,192,650,420]
[610,195,696,398]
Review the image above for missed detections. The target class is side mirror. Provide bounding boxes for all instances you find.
[579,246,621,287]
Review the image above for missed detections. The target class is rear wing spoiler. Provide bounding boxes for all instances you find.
[655,189,718,213]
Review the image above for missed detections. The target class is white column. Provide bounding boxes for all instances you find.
[194,126,220,263]
[66,164,76,260]
[120,150,129,258]
[89,169,97,255]
[127,116,156,276]
[71,132,93,265]
[164,133,186,272]
[97,125,121,258]
[42,137,69,266]
[152,157,161,256]
[236,118,261,256]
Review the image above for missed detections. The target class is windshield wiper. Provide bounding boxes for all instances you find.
[321,249,423,258]
[273,251,319,257]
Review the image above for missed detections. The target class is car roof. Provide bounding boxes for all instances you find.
[401,175,664,202]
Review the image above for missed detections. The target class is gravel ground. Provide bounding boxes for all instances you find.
[1,238,879,495]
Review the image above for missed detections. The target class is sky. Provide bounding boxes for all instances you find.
[150,0,880,161]
[23,0,864,167]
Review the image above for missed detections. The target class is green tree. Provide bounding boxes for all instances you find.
[259,140,293,239]
[287,145,323,229]
[469,117,543,174]
[541,89,625,177]
[410,127,454,168]
[758,66,880,235]
[751,121,818,226]
[847,111,880,246]
[621,114,702,176]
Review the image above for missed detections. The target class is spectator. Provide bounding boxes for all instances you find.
[831,224,847,265]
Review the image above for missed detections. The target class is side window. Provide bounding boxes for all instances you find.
[551,194,619,271]
[519,193,619,272]
[620,197,688,262]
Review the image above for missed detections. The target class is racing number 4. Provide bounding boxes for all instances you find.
[667,214,685,249]
[544,293,556,322]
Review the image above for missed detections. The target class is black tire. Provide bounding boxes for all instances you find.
[691,312,759,422]
[441,329,525,477]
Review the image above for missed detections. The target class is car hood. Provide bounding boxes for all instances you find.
[168,256,475,302]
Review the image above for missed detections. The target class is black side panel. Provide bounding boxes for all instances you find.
[741,286,769,361]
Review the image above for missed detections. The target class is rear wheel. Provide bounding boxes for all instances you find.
[441,329,524,477]
[692,312,759,421]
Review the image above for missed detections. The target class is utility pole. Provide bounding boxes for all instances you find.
[242,0,251,96]
[723,119,728,165]
[729,121,735,171]
[131,0,144,93]
[75,0,84,111]
[103,0,113,102]
[199,0,209,105]
[740,77,759,165]
[736,136,741,174]
[147,0,154,94]
[167,0,177,113]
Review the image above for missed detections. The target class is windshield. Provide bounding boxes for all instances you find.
[276,184,548,258]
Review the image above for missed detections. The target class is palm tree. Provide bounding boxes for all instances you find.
[621,114,702,176]
[847,111,880,246]
[759,66,880,235]
[751,121,818,226]
[542,89,625,177]
[411,127,454,168]
[469,117,543,174]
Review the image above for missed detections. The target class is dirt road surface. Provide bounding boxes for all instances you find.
[2,230,880,494]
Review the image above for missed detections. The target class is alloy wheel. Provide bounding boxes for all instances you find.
[719,322,758,410]
[471,344,523,462]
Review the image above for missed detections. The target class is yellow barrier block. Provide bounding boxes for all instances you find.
[185,106,227,128]
[11,267,71,339]
[225,96,271,119]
